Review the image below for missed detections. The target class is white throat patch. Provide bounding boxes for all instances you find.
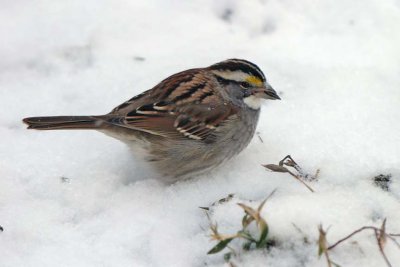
[243,95,261,109]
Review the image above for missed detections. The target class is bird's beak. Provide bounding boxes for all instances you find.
[254,83,281,100]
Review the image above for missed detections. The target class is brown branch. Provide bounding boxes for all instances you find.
[327,226,375,250]
[326,220,400,267]
[256,132,264,143]
[287,170,315,192]
[327,226,400,250]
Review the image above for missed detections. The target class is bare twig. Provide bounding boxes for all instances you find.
[256,131,264,143]
[286,169,315,192]
[325,219,400,267]
[327,226,374,250]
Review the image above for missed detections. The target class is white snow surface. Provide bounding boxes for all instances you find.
[1,1,400,266]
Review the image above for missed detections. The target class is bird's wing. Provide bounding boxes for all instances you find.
[105,69,239,142]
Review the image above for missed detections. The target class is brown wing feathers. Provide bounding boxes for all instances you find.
[119,70,237,141]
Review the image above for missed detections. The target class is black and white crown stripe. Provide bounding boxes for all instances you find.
[208,59,266,82]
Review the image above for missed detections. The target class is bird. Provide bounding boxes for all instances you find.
[23,59,280,181]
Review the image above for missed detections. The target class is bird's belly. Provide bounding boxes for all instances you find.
[146,110,260,181]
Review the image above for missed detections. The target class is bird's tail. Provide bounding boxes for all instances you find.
[22,116,103,130]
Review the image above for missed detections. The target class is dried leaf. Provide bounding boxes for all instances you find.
[318,225,328,257]
[257,189,277,213]
[209,222,229,241]
[263,164,289,173]
[378,218,387,248]
[238,203,259,221]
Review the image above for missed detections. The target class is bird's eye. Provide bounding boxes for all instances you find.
[239,82,251,89]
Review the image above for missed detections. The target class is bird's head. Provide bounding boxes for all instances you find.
[209,59,280,109]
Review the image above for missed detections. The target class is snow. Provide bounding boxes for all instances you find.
[1,0,400,266]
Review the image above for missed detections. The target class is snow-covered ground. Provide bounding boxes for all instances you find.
[1,1,400,266]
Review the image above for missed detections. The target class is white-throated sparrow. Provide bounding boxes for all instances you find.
[23,59,280,181]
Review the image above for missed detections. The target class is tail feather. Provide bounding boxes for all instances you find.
[22,116,101,130]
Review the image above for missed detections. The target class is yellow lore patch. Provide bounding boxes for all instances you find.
[245,76,263,87]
